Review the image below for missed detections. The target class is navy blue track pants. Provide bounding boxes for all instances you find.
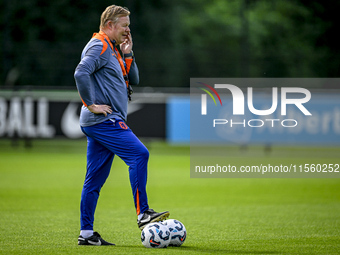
[80,119,149,230]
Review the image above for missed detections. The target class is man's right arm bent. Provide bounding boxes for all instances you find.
[74,41,112,116]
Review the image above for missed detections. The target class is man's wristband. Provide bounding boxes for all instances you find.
[124,51,134,58]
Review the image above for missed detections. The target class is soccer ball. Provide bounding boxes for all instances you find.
[141,222,171,248]
[161,219,187,246]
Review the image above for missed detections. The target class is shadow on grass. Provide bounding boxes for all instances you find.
[173,245,280,254]
[113,245,280,254]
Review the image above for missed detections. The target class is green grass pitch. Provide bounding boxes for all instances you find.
[0,139,339,254]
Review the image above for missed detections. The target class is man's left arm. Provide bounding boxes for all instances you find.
[121,33,139,85]
[125,57,139,85]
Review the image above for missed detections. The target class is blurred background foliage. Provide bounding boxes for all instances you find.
[0,0,339,88]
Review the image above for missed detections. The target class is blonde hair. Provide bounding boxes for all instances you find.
[100,5,130,29]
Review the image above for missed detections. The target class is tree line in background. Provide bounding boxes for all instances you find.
[0,0,339,88]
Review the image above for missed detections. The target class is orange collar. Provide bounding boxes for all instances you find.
[97,31,115,51]
[92,31,129,87]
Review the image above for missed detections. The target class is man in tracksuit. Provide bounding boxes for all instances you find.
[74,5,169,246]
